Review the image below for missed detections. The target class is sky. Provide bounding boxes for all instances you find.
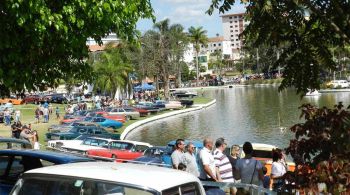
[137,0,246,38]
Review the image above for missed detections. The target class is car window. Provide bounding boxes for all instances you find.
[83,138,92,145]
[135,145,149,152]
[110,142,133,150]
[15,176,156,195]
[90,139,99,146]
[78,128,87,134]
[162,182,201,195]
[98,140,108,146]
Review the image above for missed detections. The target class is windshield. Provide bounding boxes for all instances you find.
[12,176,156,195]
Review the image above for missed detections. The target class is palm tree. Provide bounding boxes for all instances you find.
[94,44,133,99]
[188,26,208,86]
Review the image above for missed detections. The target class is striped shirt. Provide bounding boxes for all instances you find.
[213,148,234,182]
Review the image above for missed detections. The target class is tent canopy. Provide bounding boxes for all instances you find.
[133,83,155,91]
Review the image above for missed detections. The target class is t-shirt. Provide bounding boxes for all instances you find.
[213,149,234,182]
[171,150,184,168]
[183,152,200,177]
[43,108,49,115]
[227,155,239,177]
[198,147,216,179]
[271,161,287,178]
[235,158,262,185]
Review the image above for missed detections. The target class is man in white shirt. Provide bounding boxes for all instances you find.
[198,138,217,181]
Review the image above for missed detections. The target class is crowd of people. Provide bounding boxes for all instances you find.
[170,138,288,194]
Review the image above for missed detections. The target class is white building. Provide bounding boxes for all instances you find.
[221,13,249,60]
[204,36,232,59]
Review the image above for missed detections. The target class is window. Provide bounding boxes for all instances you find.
[77,128,87,134]
[230,21,232,23]
[219,49,221,51]
[230,30,233,32]
[230,25,233,28]
[235,25,238,27]
[135,145,149,152]
[231,44,234,46]
[110,142,133,150]
[213,44,216,47]
[235,30,238,32]
[235,21,237,23]
[229,16,232,19]
[163,182,201,195]
[15,177,156,195]
[236,39,239,41]
[231,35,233,37]
[218,43,221,46]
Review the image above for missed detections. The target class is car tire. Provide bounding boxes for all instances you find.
[111,154,116,159]
[126,115,131,120]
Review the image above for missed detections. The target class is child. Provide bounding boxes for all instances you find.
[262,166,271,190]
[32,130,40,150]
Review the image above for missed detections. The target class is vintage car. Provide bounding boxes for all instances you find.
[47,134,117,149]
[0,138,32,149]
[22,94,43,104]
[46,126,120,141]
[84,116,123,129]
[108,107,140,120]
[171,89,197,98]
[94,111,126,123]
[134,102,160,113]
[87,140,152,162]
[0,150,93,195]
[0,98,23,105]
[131,107,149,117]
[48,122,100,133]
[60,137,118,155]
[10,162,206,195]
[132,146,172,167]
[165,101,183,110]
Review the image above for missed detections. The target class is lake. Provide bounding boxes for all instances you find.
[126,86,350,149]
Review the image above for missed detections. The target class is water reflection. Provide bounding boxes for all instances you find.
[126,86,350,148]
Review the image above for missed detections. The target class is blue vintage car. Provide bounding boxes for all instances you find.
[0,149,93,195]
[132,146,172,167]
[86,117,123,129]
[46,126,120,140]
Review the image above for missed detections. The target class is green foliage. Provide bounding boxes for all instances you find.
[188,26,208,85]
[199,65,206,73]
[93,43,133,97]
[207,0,350,95]
[0,0,154,94]
[285,103,350,193]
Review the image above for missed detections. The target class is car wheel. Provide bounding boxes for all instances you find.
[126,115,131,120]
[111,154,116,159]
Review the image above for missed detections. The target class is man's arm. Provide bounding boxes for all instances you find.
[203,165,217,181]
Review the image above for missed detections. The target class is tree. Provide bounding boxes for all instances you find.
[284,103,350,194]
[207,0,350,94]
[140,19,188,99]
[0,0,154,94]
[93,44,133,98]
[188,26,208,87]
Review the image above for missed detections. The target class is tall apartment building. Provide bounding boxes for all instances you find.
[221,13,249,60]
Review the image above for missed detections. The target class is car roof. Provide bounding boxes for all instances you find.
[25,162,200,191]
[239,143,277,151]
[113,140,152,147]
[0,150,93,163]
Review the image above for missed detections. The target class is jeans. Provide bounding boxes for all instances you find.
[44,115,49,123]
[5,116,10,125]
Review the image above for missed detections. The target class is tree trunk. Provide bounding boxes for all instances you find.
[163,72,170,100]
[196,51,199,87]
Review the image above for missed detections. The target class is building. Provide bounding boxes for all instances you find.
[221,13,249,60]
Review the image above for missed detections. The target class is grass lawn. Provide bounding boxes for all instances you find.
[192,97,213,104]
[0,99,214,147]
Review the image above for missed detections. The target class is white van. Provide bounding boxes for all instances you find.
[10,162,205,195]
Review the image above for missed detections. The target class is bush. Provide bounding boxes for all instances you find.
[284,103,350,194]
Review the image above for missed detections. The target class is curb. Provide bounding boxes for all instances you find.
[120,99,217,140]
